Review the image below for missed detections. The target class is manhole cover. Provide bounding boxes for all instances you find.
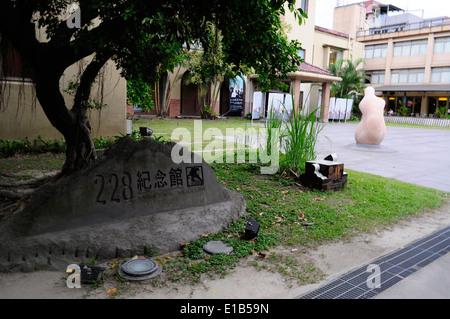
[118,259,162,281]
[203,241,234,255]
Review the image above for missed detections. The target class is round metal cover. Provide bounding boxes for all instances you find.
[118,259,162,281]
[203,241,233,255]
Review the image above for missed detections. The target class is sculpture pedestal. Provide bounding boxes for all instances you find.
[346,143,396,153]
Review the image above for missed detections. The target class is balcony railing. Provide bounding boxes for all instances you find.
[357,17,450,37]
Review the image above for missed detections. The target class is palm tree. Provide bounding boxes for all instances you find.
[329,57,367,99]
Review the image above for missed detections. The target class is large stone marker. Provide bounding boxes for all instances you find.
[0,137,245,272]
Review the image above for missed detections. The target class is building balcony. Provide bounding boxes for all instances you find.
[357,17,450,38]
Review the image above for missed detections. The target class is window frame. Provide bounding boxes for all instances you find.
[393,40,427,57]
[300,0,308,15]
[431,67,450,83]
[390,69,425,84]
[0,34,34,82]
[364,44,387,59]
[434,37,450,54]
[367,70,385,84]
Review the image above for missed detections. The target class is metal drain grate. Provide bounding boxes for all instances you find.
[297,225,450,299]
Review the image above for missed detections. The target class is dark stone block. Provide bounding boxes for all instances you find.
[300,155,348,191]
[139,127,153,137]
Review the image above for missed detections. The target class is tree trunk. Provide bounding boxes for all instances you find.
[34,77,97,176]
[62,115,97,175]
[60,54,110,175]
[33,54,109,176]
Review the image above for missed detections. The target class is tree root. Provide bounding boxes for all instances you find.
[0,172,58,218]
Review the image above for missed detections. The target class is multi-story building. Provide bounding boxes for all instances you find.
[334,0,450,117]
[308,25,364,114]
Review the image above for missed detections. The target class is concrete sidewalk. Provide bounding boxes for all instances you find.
[315,122,450,192]
[310,122,450,299]
[375,248,450,299]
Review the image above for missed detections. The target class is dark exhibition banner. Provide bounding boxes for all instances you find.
[229,77,244,113]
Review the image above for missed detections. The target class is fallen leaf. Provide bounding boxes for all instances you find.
[205,255,210,261]
[291,248,298,252]
[180,242,190,249]
[303,222,315,226]
[131,255,138,260]
[110,263,117,269]
[281,190,289,195]
[257,252,266,258]
[107,288,118,296]
[268,249,275,253]
[201,233,210,238]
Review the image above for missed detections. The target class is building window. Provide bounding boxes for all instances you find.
[329,48,343,67]
[367,71,385,84]
[431,67,450,83]
[391,69,424,84]
[364,44,387,59]
[300,0,308,14]
[434,37,450,53]
[393,40,427,56]
[0,34,33,82]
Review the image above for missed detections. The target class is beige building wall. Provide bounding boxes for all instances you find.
[280,0,317,112]
[0,60,126,142]
[308,27,364,112]
[283,1,316,64]
[1,10,127,142]
[333,3,368,39]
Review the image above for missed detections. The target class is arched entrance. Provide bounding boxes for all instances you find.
[220,80,230,115]
[180,72,200,116]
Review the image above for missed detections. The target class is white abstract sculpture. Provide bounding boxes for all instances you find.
[355,87,386,145]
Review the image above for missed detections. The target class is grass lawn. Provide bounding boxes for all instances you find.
[385,122,450,130]
[161,161,447,284]
[0,152,64,179]
[0,118,448,293]
[133,118,261,150]
[347,118,450,130]
[133,117,255,138]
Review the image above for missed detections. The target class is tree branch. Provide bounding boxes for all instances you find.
[72,51,112,114]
